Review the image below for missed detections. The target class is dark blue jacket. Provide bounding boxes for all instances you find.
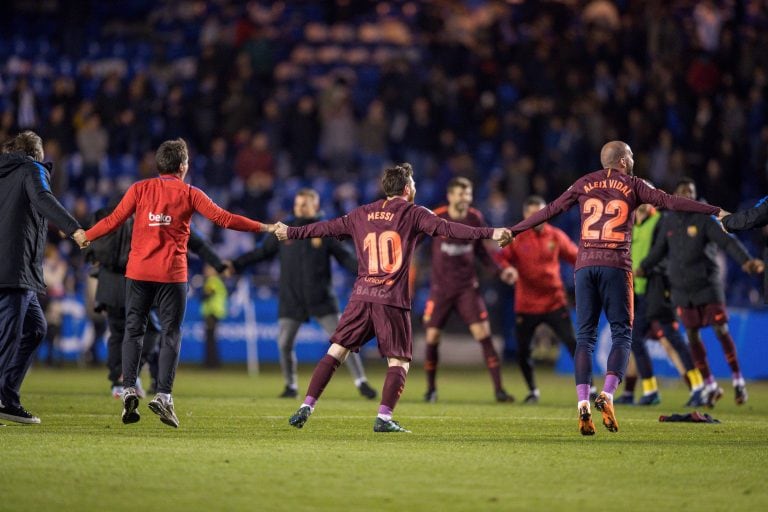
[0,153,81,292]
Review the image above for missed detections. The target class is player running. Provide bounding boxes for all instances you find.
[422,177,516,404]
[508,141,725,436]
[637,178,762,407]
[276,163,511,433]
[85,138,275,428]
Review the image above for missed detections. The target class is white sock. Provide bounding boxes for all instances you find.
[355,378,366,388]
[377,413,392,421]
[601,392,614,402]
[733,377,745,387]
[578,400,590,411]
[157,392,172,403]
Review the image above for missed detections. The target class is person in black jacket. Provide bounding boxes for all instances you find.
[0,131,88,425]
[639,178,762,407]
[88,196,228,398]
[233,189,376,399]
[721,196,768,302]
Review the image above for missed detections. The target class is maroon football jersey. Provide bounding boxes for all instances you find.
[509,169,721,271]
[288,197,494,309]
[429,206,497,295]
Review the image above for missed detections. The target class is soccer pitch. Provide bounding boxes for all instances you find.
[1,365,766,512]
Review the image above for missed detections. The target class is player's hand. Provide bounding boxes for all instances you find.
[221,260,236,278]
[492,228,513,248]
[717,209,731,221]
[500,266,518,286]
[634,266,645,277]
[274,222,289,241]
[743,259,764,274]
[72,229,90,249]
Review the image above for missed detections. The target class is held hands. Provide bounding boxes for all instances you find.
[499,266,518,286]
[72,229,90,249]
[221,260,236,278]
[742,259,765,274]
[274,221,289,241]
[492,228,513,248]
[717,209,731,221]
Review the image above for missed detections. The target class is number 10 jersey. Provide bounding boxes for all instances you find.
[287,197,494,310]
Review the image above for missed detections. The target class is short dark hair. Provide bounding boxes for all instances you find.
[447,177,472,193]
[156,138,188,174]
[2,131,44,161]
[381,163,413,197]
[523,195,546,208]
[295,188,319,202]
[675,177,696,190]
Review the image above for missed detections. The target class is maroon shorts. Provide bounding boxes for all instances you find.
[330,300,412,360]
[423,288,489,329]
[677,304,728,330]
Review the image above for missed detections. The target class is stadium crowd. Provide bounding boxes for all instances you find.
[1,0,767,365]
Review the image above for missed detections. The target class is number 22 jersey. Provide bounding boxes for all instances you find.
[287,197,494,309]
[509,169,720,272]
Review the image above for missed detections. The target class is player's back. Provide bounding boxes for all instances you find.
[127,175,196,282]
[572,169,642,271]
[346,197,429,309]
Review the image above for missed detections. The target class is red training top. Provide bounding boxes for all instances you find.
[86,175,263,283]
[287,197,494,310]
[497,223,577,314]
[509,169,720,272]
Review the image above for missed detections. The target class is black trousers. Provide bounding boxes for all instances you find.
[0,290,47,407]
[515,306,577,392]
[124,279,186,394]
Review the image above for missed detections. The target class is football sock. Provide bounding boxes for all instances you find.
[425,343,439,392]
[603,373,620,396]
[623,375,638,394]
[732,373,745,387]
[704,375,717,388]
[379,366,407,420]
[688,333,713,379]
[686,369,704,390]
[304,354,341,408]
[578,400,590,411]
[478,337,503,392]
[641,377,658,396]
[714,330,741,374]
[576,383,591,402]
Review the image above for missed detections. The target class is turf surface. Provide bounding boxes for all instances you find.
[1,365,766,511]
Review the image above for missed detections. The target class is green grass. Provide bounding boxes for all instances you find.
[1,365,766,512]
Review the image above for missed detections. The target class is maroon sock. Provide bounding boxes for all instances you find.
[304,354,341,406]
[688,334,712,380]
[623,375,638,394]
[478,337,503,392]
[379,366,408,415]
[715,330,741,373]
[425,344,438,392]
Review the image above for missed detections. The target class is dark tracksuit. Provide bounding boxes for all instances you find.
[641,211,751,308]
[0,153,81,408]
[233,215,364,389]
[722,196,768,302]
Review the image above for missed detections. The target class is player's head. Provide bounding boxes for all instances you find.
[600,140,634,175]
[523,195,546,219]
[294,188,320,219]
[675,177,696,200]
[156,138,189,178]
[446,177,473,213]
[2,130,44,162]
[382,163,415,202]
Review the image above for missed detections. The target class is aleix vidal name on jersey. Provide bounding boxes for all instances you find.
[148,212,172,226]
[440,242,473,256]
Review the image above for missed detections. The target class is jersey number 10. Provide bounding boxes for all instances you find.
[363,231,403,274]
